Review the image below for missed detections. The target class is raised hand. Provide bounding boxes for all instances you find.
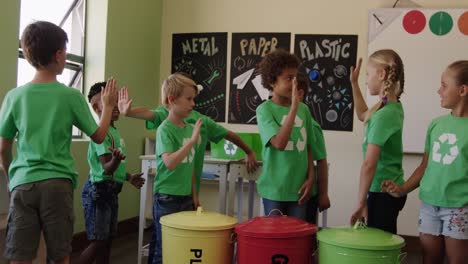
[191,118,202,144]
[101,78,118,108]
[118,86,133,116]
[350,58,363,85]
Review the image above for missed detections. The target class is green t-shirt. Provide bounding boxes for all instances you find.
[88,126,127,183]
[363,102,405,192]
[155,119,199,195]
[0,82,98,191]
[256,100,314,201]
[146,107,228,192]
[419,114,468,207]
[310,119,327,196]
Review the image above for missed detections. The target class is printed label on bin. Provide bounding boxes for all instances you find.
[272,254,289,264]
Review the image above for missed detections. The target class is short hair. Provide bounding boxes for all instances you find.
[88,82,107,103]
[161,73,198,107]
[259,49,300,91]
[20,21,68,69]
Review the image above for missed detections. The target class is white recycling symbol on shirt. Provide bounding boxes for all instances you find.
[182,136,198,163]
[432,133,459,165]
[280,115,306,152]
[224,141,238,156]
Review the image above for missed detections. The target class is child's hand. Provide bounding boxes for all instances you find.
[350,58,362,85]
[318,194,331,212]
[291,77,302,109]
[298,178,313,205]
[101,78,118,108]
[108,147,126,161]
[129,173,145,189]
[350,201,368,226]
[118,86,133,116]
[381,180,404,198]
[244,152,260,173]
[191,118,202,144]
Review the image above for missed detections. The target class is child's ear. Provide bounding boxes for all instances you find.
[460,84,468,97]
[378,68,387,81]
[167,95,176,104]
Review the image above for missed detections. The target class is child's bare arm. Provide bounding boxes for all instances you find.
[298,147,315,204]
[350,58,368,122]
[192,170,199,209]
[118,87,155,121]
[0,137,13,184]
[316,159,330,211]
[91,78,118,143]
[98,147,126,175]
[269,78,300,150]
[224,131,259,172]
[382,153,429,196]
[162,119,202,170]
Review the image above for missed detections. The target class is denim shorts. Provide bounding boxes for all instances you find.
[82,178,123,241]
[419,202,468,240]
[4,178,73,261]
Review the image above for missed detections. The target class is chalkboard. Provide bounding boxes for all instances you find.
[368,9,468,153]
[172,33,228,121]
[228,33,291,124]
[294,34,358,131]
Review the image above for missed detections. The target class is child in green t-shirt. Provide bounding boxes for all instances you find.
[118,79,259,195]
[0,21,117,263]
[296,73,331,224]
[349,49,407,234]
[256,49,315,220]
[78,82,145,264]
[144,73,203,264]
[383,61,468,263]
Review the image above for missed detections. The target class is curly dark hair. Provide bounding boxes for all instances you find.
[259,49,300,91]
[88,82,107,102]
[21,21,68,69]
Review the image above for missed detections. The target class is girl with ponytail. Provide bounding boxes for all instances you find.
[349,49,407,234]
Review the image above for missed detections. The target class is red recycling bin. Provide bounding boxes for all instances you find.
[235,214,318,264]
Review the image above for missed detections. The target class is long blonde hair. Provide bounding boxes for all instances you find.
[161,73,198,107]
[364,49,405,122]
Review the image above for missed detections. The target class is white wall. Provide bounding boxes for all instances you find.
[159,0,468,236]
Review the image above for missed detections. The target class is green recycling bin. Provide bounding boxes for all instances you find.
[317,222,406,264]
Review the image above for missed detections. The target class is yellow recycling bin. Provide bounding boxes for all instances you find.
[160,207,237,263]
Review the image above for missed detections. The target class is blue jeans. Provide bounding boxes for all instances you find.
[262,198,307,220]
[147,193,194,264]
[82,179,123,240]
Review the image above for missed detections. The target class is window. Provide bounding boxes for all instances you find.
[18,0,86,137]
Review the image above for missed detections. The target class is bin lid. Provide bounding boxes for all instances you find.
[160,207,237,231]
[235,215,317,238]
[317,222,405,250]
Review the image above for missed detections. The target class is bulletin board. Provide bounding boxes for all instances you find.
[228,32,291,124]
[368,8,468,153]
[172,33,228,122]
[294,34,358,131]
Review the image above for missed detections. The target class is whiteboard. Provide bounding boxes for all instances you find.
[367,8,468,153]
